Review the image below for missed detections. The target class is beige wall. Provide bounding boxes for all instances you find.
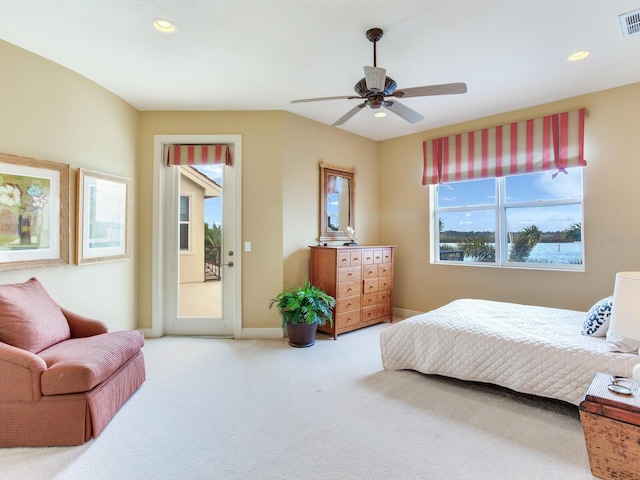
[0,41,139,331]
[281,113,379,289]
[379,82,640,313]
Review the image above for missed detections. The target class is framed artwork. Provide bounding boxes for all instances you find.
[76,168,131,265]
[0,153,69,271]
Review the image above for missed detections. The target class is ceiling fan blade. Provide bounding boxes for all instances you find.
[364,66,386,91]
[392,82,468,98]
[291,95,360,104]
[383,100,424,124]
[332,102,367,126]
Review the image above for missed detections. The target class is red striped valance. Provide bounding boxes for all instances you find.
[422,108,586,185]
[166,144,232,167]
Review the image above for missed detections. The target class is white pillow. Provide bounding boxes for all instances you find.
[582,296,613,337]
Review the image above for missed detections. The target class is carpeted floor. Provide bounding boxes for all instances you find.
[0,322,597,479]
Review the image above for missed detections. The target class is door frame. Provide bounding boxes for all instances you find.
[149,134,242,338]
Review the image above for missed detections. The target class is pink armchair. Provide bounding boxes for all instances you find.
[0,277,145,447]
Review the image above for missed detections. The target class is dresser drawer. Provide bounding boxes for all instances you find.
[377,303,392,318]
[336,310,361,329]
[338,266,361,283]
[362,305,380,322]
[378,290,391,305]
[379,277,393,291]
[363,278,379,294]
[363,264,378,279]
[338,252,352,267]
[336,295,361,313]
[336,281,360,298]
[362,250,375,265]
[381,248,392,263]
[362,292,377,308]
[378,263,393,277]
[349,251,362,266]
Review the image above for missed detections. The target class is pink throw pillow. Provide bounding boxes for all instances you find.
[0,277,70,353]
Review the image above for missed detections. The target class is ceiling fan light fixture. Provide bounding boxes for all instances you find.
[364,66,386,92]
[568,50,589,61]
[153,18,177,33]
[374,112,387,118]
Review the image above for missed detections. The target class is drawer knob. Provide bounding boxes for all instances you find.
[637,437,640,445]
[347,288,353,293]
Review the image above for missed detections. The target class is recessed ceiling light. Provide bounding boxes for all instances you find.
[374,112,387,118]
[153,18,176,33]
[568,51,589,61]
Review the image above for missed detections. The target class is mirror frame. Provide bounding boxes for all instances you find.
[319,162,356,242]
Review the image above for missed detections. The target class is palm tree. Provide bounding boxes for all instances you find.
[459,238,495,262]
[508,225,541,262]
[563,223,581,242]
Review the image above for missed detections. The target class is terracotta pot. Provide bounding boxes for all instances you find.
[285,322,318,348]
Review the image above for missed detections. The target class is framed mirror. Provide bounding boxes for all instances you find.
[319,163,356,242]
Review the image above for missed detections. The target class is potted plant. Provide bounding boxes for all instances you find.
[268,280,335,347]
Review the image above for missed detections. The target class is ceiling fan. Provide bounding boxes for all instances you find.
[291,28,467,126]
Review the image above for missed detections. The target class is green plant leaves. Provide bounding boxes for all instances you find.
[268,280,335,328]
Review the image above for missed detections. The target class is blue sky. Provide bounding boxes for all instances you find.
[437,168,582,233]
[192,165,223,226]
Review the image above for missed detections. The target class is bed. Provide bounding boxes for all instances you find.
[380,298,639,406]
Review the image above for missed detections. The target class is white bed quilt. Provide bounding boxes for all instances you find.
[380,298,639,405]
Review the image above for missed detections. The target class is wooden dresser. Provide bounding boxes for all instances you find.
[309,245,395,339]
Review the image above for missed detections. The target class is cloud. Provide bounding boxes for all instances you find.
[534,168,582,198]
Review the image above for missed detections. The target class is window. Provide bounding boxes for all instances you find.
[433,168,584,270]
[179,195,191,251]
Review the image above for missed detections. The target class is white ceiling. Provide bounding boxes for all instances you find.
[1,0,639,141]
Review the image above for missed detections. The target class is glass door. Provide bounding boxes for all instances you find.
[163,160,236,336]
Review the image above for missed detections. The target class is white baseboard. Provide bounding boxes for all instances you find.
[140,328,156,339]
[142,327,284,340]
[240,328,284,340]
[393,307,423,319]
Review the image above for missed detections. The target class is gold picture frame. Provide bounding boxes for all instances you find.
[76,168,131,265]
[0,153,69,271]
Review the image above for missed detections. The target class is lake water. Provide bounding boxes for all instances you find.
[525,242,582,264]
[445,242,583,264]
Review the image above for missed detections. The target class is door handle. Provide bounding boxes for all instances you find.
[222,261,234,267]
